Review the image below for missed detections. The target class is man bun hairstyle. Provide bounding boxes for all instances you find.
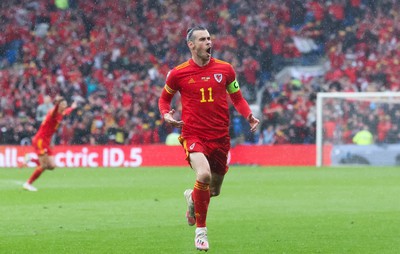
[186,26,207,42]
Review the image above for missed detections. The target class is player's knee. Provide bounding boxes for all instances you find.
[197,171,211,184]
[210,189,220,197]
[46,164,56,170]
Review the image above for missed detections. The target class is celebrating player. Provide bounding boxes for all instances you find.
[158,26,259,251]
[23,96,78,191]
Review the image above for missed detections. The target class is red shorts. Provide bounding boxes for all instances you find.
[179,135,231,175]
[32,137,53,156]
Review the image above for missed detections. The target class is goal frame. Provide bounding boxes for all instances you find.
[316,92,400,167]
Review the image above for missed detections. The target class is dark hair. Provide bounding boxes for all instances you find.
[54,96,67,105]
[186,26,207,42]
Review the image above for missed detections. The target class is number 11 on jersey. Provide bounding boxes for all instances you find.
[200,87,214,103]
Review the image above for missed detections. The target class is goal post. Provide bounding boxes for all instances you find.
[316,92,400,167]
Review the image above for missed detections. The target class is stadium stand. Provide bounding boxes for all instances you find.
[0,0,399,145]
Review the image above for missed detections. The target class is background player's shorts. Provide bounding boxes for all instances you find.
[32,137,53,156]
[178,135,230,175]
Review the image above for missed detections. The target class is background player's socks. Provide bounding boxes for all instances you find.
[27,166,44,184]
[30,158,40,165]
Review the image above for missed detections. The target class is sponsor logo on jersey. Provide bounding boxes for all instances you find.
[214,73,222,83]
[189,143,196,150]
[188,78,195,84]
[201,76,210,82]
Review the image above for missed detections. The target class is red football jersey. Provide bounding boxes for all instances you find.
[34,104,74,144]
[163,58,236,140]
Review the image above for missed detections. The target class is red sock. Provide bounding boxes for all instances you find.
[192,180,210,228]
[31,158,40,165]
[27,166,44,184]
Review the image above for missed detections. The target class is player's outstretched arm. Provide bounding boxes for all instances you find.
[71,101,78,109]
[63,100,79,116]
[229,89,259,132]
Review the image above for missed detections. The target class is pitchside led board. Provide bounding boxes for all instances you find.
[316,92,400,167]
[0,145,316,168]
[330,144,400,166]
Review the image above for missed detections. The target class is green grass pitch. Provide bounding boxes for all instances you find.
[1,166,400,254]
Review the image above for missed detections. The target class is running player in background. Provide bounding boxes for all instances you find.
[158,26,259,251]
[23,96,78,192]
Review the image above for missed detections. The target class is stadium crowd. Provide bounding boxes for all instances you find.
[1,0,400,146]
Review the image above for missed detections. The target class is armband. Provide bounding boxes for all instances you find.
[164,84,176,95]
[227,79,240,94]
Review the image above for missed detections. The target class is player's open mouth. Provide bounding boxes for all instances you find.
[206,47,212,55]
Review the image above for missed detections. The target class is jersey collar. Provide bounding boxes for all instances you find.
[189,57,215,68]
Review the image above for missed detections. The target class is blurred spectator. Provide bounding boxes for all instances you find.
[352,124,373,145]
[385,123,400,144]
[165,128,181,146]
[71,118,91,145]
[107,123,127,145]
[35,95,54,124]
[258,124,275,145]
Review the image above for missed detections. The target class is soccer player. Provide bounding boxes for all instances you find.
[22,96,77,191]
[158,26,259,251]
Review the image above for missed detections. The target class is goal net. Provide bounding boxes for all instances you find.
[316,92,400,167]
